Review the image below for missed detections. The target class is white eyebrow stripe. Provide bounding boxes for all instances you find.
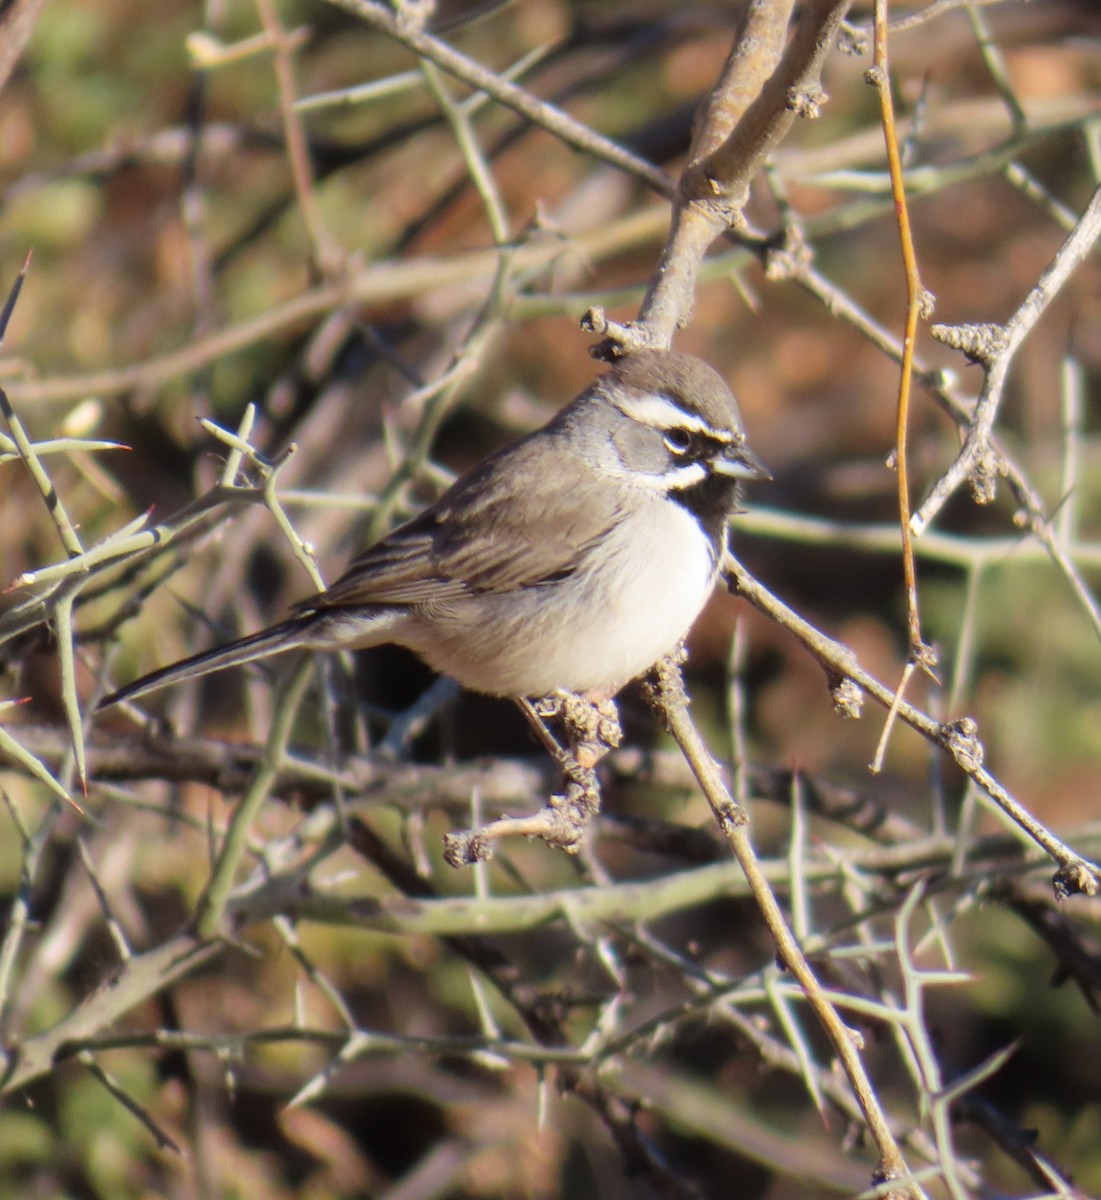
[613,392,726,437]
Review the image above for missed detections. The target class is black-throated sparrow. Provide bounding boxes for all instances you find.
[100,350,768,709]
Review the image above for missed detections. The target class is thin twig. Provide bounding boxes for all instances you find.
[772,256,1101,649]
[646,655,922,1198]
[963,4,1027,133]
[0,254,84,557]
[194,657,314,938]
[76,1050,182,1153]
[723,552,1101,897]
[867,0,935,680]
[254,0,344,274]
[3,214,657,408]
[322,0,673,196]
[913,181,1101,534]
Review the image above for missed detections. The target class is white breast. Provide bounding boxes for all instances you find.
[408,496,719,697]
[566,498,716,685]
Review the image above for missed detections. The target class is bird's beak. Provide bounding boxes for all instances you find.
[714,442,772,481]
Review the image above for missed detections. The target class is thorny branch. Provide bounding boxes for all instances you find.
[576,2,931,1192]
[914,181,1101,533]
[723,552,1101,899]
[586,0,854,350]
[644,653,919,1196]
[322,0,673,196]
[3,2,1100,1196]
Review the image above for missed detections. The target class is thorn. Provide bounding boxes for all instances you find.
[0,251,33,345]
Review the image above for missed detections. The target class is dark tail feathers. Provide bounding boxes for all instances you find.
[98,620,308,709]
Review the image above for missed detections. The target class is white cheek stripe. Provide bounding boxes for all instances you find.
[613,392,730,439]
[664,462,709,489]
[616,460,708,491]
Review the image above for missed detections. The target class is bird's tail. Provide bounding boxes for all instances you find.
[98,619,311,709]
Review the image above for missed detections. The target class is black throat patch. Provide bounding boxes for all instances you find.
[672,474,741,562]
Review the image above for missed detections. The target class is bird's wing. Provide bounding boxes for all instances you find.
[298,437,623,613]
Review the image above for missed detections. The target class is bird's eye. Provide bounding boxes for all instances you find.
[664,428,694,455]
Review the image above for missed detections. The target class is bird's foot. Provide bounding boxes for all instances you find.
[521,692,622,788]
[442,692,623,866]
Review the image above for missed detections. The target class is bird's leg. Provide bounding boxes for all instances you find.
[518,693,623,792]
[442,693,623,866]
[558,691,623,775]
[516,696,577,774]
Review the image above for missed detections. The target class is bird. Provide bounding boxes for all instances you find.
[99,349,769,711]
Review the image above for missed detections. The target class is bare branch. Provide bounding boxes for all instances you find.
[615,0,853,348]
[914,181,1101,534]
[322,0,673,195]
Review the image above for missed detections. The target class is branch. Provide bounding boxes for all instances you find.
[0,933,219,1094]
[617,0,853,347]
[0,0,47,95]
[322,0,672,196]
[645,654,921,1198]
[913,180,1101,534]
[723,552,1101,898]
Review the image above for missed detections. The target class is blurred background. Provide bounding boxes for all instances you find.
[1,1,1100,1197]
